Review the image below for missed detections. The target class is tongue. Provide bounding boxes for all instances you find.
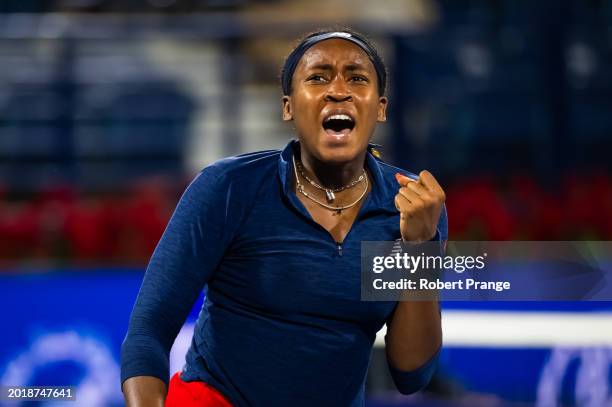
[325,128,351,136]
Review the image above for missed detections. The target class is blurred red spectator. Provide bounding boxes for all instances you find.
[0,201,40,261]
[0,173,609,264]
[114,179,173,263]
[32,184,76,259]
[446,177,515,240]
[64,198,110,260]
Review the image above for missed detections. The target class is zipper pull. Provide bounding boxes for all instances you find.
[336,242,343,256]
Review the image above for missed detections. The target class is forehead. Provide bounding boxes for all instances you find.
[296,38,375,72]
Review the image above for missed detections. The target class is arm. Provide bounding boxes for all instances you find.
[384,299,442,394]
[120,166,233,406]
[123,376,166,407]
[389,171,447,394]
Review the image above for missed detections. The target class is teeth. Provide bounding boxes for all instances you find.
[325,114,353,122]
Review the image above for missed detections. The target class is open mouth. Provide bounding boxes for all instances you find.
[322,114,355,135]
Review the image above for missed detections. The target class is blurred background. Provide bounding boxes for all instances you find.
[0,0,611,406]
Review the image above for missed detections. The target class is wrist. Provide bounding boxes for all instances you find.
[401,229,439,244]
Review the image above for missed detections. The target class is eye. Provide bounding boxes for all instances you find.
[350,75,368,83]
[306,74,327,82]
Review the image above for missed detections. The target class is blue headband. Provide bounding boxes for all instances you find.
[281,31,386,96]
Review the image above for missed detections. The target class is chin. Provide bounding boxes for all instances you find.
[314,140,364,165]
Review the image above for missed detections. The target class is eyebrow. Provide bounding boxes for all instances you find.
[345,63,369,72]
[304,62,370,72]
[305,63,333,71]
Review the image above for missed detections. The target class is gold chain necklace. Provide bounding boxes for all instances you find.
[292,154,368,214]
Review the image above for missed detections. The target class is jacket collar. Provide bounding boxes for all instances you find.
[277,139,398,215]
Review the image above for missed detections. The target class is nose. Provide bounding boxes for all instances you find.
[324,77,352,102]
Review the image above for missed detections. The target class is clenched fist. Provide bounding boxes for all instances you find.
[394,171,445,243]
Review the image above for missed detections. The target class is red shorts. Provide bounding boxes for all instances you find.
[165,372,233,407]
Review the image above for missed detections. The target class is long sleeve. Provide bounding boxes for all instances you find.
[388,347,440,395]
[387,204,448,394]
[120,166,233,388]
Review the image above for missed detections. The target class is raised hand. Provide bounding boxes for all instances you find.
[394,171,445,243]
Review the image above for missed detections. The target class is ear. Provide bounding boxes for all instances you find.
[282,96,293,121]
[377,96,388,122]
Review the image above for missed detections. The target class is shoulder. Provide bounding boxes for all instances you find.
[194,148,281,188]
[179,149,281,227]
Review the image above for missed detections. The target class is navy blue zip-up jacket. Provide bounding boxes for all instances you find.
[121,139,448,406]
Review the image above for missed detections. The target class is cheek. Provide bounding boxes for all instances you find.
[358,99,381,125]
[297,92,320,110]
[292,93,322,125]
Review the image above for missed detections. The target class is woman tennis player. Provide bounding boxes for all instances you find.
[121,28,447,406]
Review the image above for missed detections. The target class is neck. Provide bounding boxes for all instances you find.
[298,146,367,190]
